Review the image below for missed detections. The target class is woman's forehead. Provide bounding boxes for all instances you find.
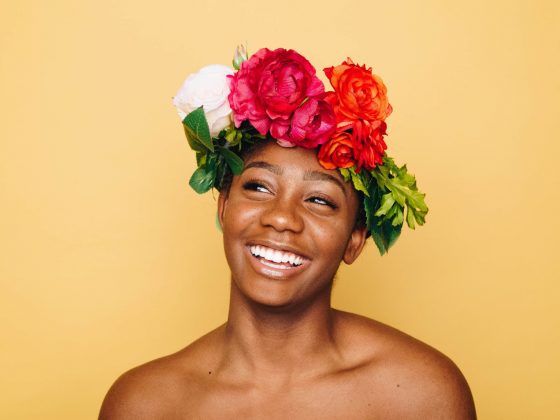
[244,141,343,179]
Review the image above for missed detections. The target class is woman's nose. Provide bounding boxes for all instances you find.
[260,196,304,233]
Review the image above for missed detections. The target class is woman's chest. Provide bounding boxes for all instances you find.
[177,374,403,420]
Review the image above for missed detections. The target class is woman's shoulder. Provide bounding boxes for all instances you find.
[334,310,476,419]
[98,326,224,419]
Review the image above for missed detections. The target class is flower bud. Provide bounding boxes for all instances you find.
[232,44,248,70]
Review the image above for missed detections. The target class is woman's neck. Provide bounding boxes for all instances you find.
[220,281,341,384]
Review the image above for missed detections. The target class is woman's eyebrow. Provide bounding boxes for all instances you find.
[243,161,283,175]
[304,170,347,196]
[243,162,347,195]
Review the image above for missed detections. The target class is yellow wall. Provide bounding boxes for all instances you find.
[1,0,559,418]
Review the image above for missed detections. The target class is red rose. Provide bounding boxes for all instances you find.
[228,48,325,137]
[353,120,388,170]
[324,58,392,128]
[318,131,357,170]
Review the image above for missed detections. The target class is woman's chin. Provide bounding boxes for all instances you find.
[230,273,332,312]
[234,280,302,309]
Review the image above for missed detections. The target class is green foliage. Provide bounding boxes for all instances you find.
[364,181,402,255]
[218,146,243,175]
[339,167,351,182]
[362,155,429,255]
[232,44,248,70]
[183,108,259,194]
[189,153,217,193]
[182,106,213,152]
[349,167,370,197]
[372,156,428,230]
[224,126,244,146]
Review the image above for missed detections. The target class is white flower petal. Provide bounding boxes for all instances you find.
[173,64,234,133]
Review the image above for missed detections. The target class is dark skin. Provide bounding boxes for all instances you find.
[99,142,476,419]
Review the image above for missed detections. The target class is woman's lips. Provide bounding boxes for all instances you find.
[246,244,309,278]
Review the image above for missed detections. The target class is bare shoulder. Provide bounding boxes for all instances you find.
[335,310,476,419]
[98,326,224,420]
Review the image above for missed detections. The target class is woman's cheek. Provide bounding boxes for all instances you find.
[225,199,263,233]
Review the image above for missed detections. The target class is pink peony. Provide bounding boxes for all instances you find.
[228,48,326,142]
[282,97,336,148]
[227,48,272,134]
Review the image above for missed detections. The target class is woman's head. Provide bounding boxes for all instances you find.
[217,140,368,308]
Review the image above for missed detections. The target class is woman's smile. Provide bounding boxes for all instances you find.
[249,245,307,268]
[246,243,310,279]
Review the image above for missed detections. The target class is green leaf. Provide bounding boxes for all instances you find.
[362,154,430,254]
[349,169,370,197]
[218,146,244,175]
[183,124,206,153]
[385,202,398,220]
[339,168,351,182]
[392,206,404,226]
[213,154,226,190]
[183,107,213,152]
[372,154,429,232]
[375,193,395,217]
[407,206,416,229]
[195,151,207,167]
[370,220,403,255]
[384,222,403,250]
[225,128,237,143]
[363,187,392,255]
[189,153,218,194]
[407,190,429,212]
[363,187,379,230]
[189,166,215,193]
[406,206,427,229]
[390,187,406,207]
[370,223,388,256]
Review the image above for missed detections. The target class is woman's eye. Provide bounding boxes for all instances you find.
[308,196,337,209]
[243,181,270,194]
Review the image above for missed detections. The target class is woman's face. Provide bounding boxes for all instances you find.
[218,141,367,308]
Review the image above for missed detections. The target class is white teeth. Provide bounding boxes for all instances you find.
[249,245,305,267]
[272,250,282,263]
[265,248,274,261]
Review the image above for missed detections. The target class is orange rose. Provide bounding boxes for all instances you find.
[318,131,356,170]
[324,59,392,127]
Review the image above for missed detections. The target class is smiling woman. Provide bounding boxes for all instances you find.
[219,142,365,309]
[99,46,476,419]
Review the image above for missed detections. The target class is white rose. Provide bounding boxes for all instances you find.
[173,64,234,138]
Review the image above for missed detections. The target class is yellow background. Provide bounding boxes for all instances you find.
[1,0,559,418]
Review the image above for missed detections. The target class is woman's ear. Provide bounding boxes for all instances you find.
[343,226,368,264]
[217,190,228,230]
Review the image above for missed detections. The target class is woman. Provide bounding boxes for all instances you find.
[99,47,476,419]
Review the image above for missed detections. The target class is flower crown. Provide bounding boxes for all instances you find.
[173,45,428,255]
